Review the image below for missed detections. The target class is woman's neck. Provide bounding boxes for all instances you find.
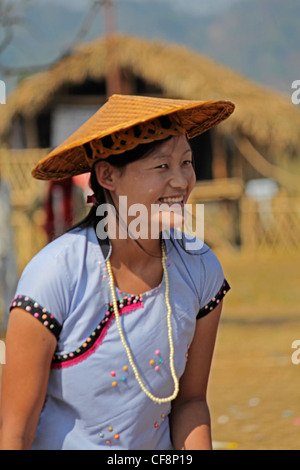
[109,236,162,269]
[107,236,163,295]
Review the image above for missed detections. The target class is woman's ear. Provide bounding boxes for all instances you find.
[94,161,118,191]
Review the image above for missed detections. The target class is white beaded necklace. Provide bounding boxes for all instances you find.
[106,240,179,404]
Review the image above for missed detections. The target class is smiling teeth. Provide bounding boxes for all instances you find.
[160,197,184,203]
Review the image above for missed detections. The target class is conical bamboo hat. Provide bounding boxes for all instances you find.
[32,94,235,180]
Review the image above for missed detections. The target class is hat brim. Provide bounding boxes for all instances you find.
[32,95,235,180]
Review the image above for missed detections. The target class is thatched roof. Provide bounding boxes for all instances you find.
[1,34,300,154]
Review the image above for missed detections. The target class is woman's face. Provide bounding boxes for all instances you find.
[96,135,196,237]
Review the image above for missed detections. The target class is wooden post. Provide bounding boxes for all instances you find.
[24,117,39,149]
[212,131,228,179]
[103,0,122,96]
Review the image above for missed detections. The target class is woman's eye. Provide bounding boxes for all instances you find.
[156,163,168,169]
[182,160,193,166]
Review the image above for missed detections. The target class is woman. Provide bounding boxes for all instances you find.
[0,94,234,450]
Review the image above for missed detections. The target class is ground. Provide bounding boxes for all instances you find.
[209,251,300,450]
[0,250,299,450]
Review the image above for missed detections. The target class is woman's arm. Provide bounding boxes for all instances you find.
[0,309,57,450]
[170,301,223,450]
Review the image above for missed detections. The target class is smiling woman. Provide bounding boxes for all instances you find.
[0,94,234,450]
[92,135,195,244]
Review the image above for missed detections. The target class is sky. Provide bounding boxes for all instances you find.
[27,0,241,16]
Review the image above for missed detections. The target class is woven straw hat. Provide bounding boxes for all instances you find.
[32,94,235,180]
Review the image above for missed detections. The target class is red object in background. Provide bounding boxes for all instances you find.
[72,173,90,191]
[44,178,74,241]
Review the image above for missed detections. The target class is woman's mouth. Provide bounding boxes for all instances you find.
[158,196,185,205]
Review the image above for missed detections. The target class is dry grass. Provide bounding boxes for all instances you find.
[209,251,300,450]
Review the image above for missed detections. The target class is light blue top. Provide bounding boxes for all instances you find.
[11,226,230,450]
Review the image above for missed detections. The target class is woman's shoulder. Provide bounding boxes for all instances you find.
[165,229,218,260]
[166,229,228,309]
[17,225,100,301]
[26,225,97,268]
[12,226,101,330]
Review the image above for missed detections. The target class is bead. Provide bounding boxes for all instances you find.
[105,240,179,405]
[159,359,163,364]
[123,365,128,371]
[106,440,111,445]
[112,381,117,387]
[108,426,113,432]
[121,377,126,382]
[155,366,160,372]
[149,360,155,366]
[154,422,159,428]
[155,350,160,356]
[114,434,120,440]
[99,433,104,438]
[111,371,116,377]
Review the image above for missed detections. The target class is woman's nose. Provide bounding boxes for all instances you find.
[169,169,189,189]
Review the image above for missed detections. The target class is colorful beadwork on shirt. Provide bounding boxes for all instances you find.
[10,280,230,370]
[196,279,230,319]
[10,295,62,339]
[51,295,144,369]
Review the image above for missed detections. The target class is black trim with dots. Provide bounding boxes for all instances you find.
[196,279,230,320]
[10,295,62,339]
[10,293,143,367]
[51,294,143,367]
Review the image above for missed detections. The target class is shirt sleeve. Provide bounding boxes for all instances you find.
[10,249,71,340]
[196,248,230,320]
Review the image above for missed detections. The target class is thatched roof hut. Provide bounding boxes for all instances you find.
[2,35,300,258]
[1,34,300,184]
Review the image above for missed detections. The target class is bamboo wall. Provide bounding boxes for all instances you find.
[0,148,49,273]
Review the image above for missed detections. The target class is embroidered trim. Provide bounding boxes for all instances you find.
[10,295,62,340]
[196,279,230,320]
[51,295,144,369]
